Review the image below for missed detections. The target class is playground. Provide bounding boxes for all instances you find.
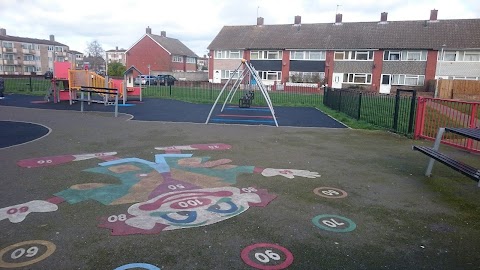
[1,103,480,269]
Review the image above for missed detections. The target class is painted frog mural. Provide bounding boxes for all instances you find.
[1,143,320,235]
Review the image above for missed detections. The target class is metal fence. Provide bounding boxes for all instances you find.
[323,88,417,136]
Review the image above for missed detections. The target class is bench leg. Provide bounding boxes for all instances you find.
[425,128,445,176]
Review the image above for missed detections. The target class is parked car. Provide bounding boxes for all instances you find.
[157,75,177,86]
[134,75,157,85]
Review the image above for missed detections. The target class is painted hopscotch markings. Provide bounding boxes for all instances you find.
[114,263,160,270]
[313,187,348,199]
[0,240,56,268]
[210,119,275,124]
[17,152,118,168]
[216,114,275,119]
[312,214,356,233]
[241,243,294,270]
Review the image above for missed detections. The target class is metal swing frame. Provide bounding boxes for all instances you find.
[205,60,279,127]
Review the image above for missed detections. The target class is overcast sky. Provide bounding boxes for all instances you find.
[1,0,479,57]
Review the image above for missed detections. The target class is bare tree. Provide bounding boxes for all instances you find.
[85,40,105,72]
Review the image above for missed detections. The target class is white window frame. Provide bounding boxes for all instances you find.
[48,46,54,51]
[24,66,36,72]
[220,70,241,79]
[401,51,427,61]
[172,56,183,63]
[4,54,14,60]
[215,50,242,59]
[334,51,373,61]
[343,73,372,84]
[250,50,283,60]
[462,51,480,62]
[383,50,401,61]
[257,70,282,81]
[4,65,15,72]
[186,57,196,63]
[22,43,33,49]
[290,50,326,60]
[24,55,34,61]
[289,71,325,82]
[3,42,13,48]
[391,74,425,86]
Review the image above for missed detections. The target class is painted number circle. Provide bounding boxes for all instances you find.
[114,263,160,270]
[312,214,356,232]
[313,187,348,199]
[0,240,56,268]
[241,243,294,270]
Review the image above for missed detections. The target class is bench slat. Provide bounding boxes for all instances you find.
[413,146,480,181]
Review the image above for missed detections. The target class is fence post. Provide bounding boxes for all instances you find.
[393,90,401,131]
[29,76,33,92]
[323,87,328,105]
[357,92,362,120]
[466,103,478,150]
[338,90,342,111]
[413,97,425,139]
[407,90,417,134]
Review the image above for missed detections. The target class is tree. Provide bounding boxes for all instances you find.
[85,40,105,72]
[107,62,126,77]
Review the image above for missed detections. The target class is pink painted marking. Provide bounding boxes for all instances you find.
[148,172,201,199]
[217,114,274,119]
[46,196,66,205]
[17,155,76,168]
[190,143,232,151]
[139,190,234,211]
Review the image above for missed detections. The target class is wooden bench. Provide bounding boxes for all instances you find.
[413,127,480,186]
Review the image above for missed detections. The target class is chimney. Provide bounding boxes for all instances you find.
[430,9,438,21]
[380,12,388,23]
[146,26,152,34]
[335,13,343,24]
[0,28,6,36]
[294,15,301,25]
[161,31,166,37]
[257,17,264,26]
[49,34,55,41]
[116,46,118,50]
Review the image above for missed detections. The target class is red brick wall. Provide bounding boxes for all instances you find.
[371,50,384,91]
[325,51,335,87]
[208,50,214,80]
[171,59,184,72]
[425,50,438,85]
[281,50,290,83]
[126,36,171,74]
[186,63,196,71]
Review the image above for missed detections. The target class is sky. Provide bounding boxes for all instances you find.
[0,0,479,57]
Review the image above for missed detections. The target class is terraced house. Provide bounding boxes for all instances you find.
[0,28,69,75]
[207,10,480,94]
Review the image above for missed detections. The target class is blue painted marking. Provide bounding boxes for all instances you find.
[211,118,275,124]
[118,104,136,107]
[99,158,156,167]
[114,263,160,270]
[224,107,270,112]
[154,154,192,173]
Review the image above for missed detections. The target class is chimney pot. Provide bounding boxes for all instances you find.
[161,31,166,37]
[430,9,438,21]
[257,17,264,26]
[380,12,388,22]
[49,34,55,41]
[146,26,152,34]
[294,15,301,25]
[116,46,118,50]
[335,13,343,24]
[0,28,6,36]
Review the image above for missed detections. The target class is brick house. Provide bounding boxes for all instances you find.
[125,27,198,75]
[207,10,480,94]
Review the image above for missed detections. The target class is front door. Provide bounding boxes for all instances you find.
[380,74,391,94]
[332,73,343,88]
[213,70,221,83]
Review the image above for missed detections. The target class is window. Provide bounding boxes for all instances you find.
[384,51,401,60]
[186,57,196,63]
[24,66,36,72]
[215,50,242,59]
[290,50,326,60]
[55,46,63,52]
[452,76,479,80]
[392,74,425,86]
[36,66,41,72]
[4,54,14,60]
[220,70,241,79]
[22,43,33,49]
[250,50,282,60]
[172,56,183,62]
[24,55,34,61]
[3,42,13,48]
[35,44,40,50]
[257,71,281,80]
[289,71,325,83]
[48,46,54,51]
[441,51,457,61]
[4,66,15,72]
[334,51,373,61]
[343,73,372,84]
[35,56,40,61]
[401,51,427,61]
[462,51,480,61]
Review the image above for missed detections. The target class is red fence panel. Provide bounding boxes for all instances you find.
[415,97,480,153]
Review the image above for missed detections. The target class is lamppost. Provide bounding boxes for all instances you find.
[435,44,447,98]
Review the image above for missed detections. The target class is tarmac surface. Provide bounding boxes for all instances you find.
[0,104,479,270]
